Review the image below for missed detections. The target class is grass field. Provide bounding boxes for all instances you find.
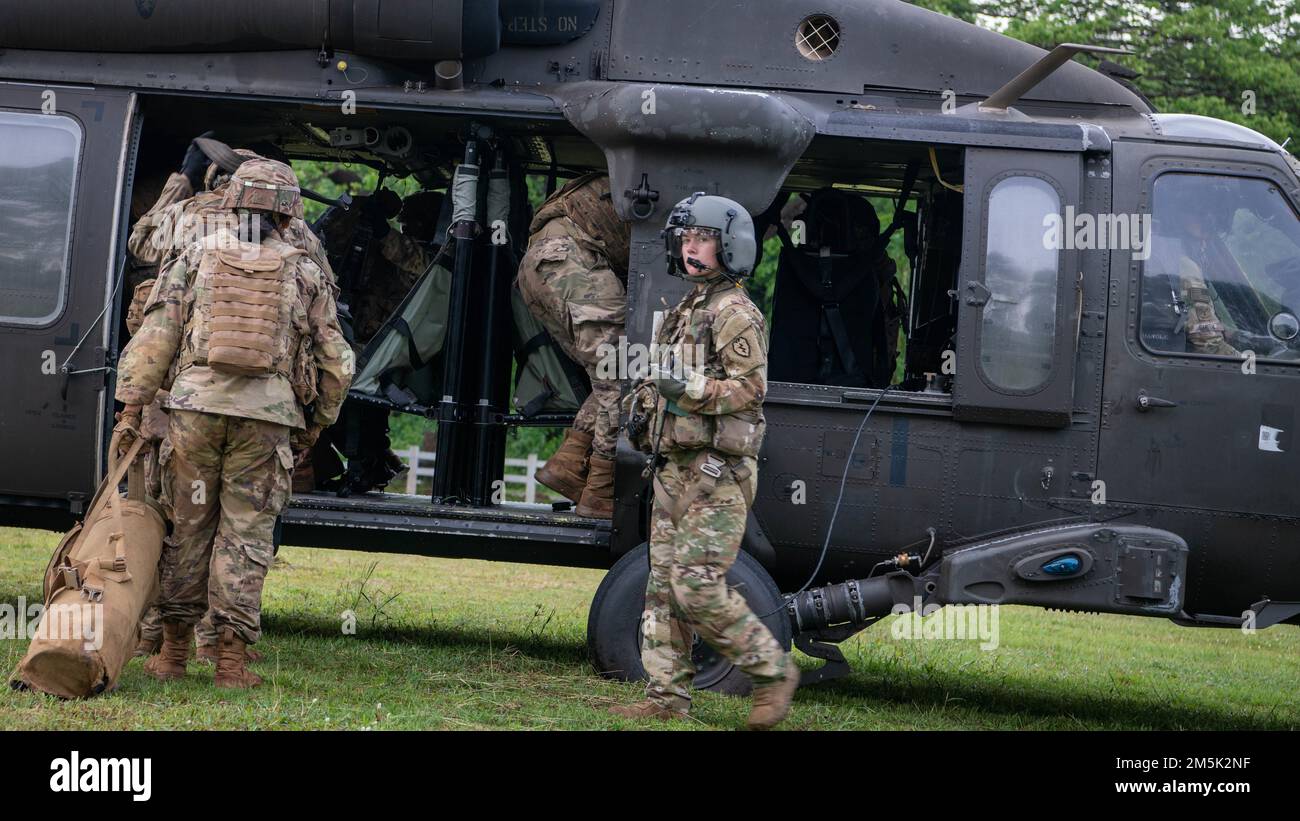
[1,526,1297,730]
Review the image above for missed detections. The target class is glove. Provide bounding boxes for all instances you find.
[650,363,687,401]
[113,405,144,459]
[180,130,217,189]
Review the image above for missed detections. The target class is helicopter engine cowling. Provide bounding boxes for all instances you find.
[0,0,504,61]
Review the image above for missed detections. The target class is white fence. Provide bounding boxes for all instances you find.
[396,448,552,503]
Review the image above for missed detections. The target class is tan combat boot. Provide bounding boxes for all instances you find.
[142,622,194,681]
[608,699,689,722]
[197,640,263,665]
[133,634,161,658]
[213,627,264,689]
[575,454,615,518]
[536,429,593,503]
[746,655,800,730]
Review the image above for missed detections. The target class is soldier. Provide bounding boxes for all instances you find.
[611,193,799,729]
[126,134,229,658]
[131,139,333,279]
[351,189,445,345]
[305,189,445,495]
[1171,209,1239,357]
[123,281,174,659]
[516,174,631,517]
[128,138,336,660]
[115,159,353,688]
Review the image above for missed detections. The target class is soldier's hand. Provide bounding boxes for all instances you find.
[113,405,144,458]
[650,363,687,401]
[115,404,143,431]
[180,130,217,188]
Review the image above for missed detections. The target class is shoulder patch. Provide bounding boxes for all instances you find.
[732,335,751,358]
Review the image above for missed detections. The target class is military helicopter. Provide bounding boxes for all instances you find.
[1,0,1297,694]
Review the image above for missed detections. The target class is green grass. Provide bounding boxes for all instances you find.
[2,526,1297,730]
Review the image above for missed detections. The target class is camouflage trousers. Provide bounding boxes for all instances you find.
[517,218,625,459]
[641,450,786,710]
[154,409,293,644]
[135,399,169,644]
[139,604,228,645]
[136,401,240,647]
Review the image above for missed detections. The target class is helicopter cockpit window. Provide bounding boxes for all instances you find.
[0,111,81,326]
[1142,173,1300,362]
[978,175,1060,392]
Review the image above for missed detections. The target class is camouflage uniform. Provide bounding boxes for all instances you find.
[516,174,630,459]
[127,173,195,292]
[133,173,333,282]
[116,217,353,644]
[349,230,435,346]
[126,171,204,648]
[628,279,787,711]
[124,276,174,649]
[126,163,337,648]
[1176,254,1239,357]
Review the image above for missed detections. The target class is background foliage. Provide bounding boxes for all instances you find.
[910,0,1300,144]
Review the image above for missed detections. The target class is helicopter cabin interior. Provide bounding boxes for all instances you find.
[110,93,975,561]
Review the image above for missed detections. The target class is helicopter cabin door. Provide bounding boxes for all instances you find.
[952,148,1083,428]
[0,83,137,525]
[1098,139,1300,518]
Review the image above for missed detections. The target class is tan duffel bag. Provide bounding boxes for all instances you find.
[10,433,165,698]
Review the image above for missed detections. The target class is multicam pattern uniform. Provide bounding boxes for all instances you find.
[1175,255,1239,356]
[131,172,334,282]
[126,170,338,646]
[350,230,438,346]
[127,171,207,646]
[516,174,630,458]
[629,280,787,711]
[116,229,353,643]
[124,279,174,649]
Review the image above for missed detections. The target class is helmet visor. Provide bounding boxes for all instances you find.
[665,226,721,272]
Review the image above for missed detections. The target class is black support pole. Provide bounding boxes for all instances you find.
[431,129,484,503]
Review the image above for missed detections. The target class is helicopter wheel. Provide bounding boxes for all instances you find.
[586,543,791,696]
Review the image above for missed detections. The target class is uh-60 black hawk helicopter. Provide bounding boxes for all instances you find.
[1,0,1297,694]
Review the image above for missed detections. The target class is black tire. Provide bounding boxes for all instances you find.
[587,543,791,696]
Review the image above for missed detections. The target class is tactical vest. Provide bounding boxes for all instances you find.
[183,236,305,379]
[656,284,766,459]
[529,173,632,278]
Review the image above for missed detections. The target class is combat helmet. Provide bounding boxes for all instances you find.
[663,192,756,281]
[204,148,261,192]
[221,158,304,219]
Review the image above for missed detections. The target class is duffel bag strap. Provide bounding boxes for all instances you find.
[76,433,146,600]
[86,432,145,526]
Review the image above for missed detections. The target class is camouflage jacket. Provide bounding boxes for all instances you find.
[127,172,196,269]
[1176,255,1239,357]
[380,230,436,277]
[633,279,768,458]
[116,228,354,430]
[348,230,435,344]
[529,174,631,279]
[129,172,335,283]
